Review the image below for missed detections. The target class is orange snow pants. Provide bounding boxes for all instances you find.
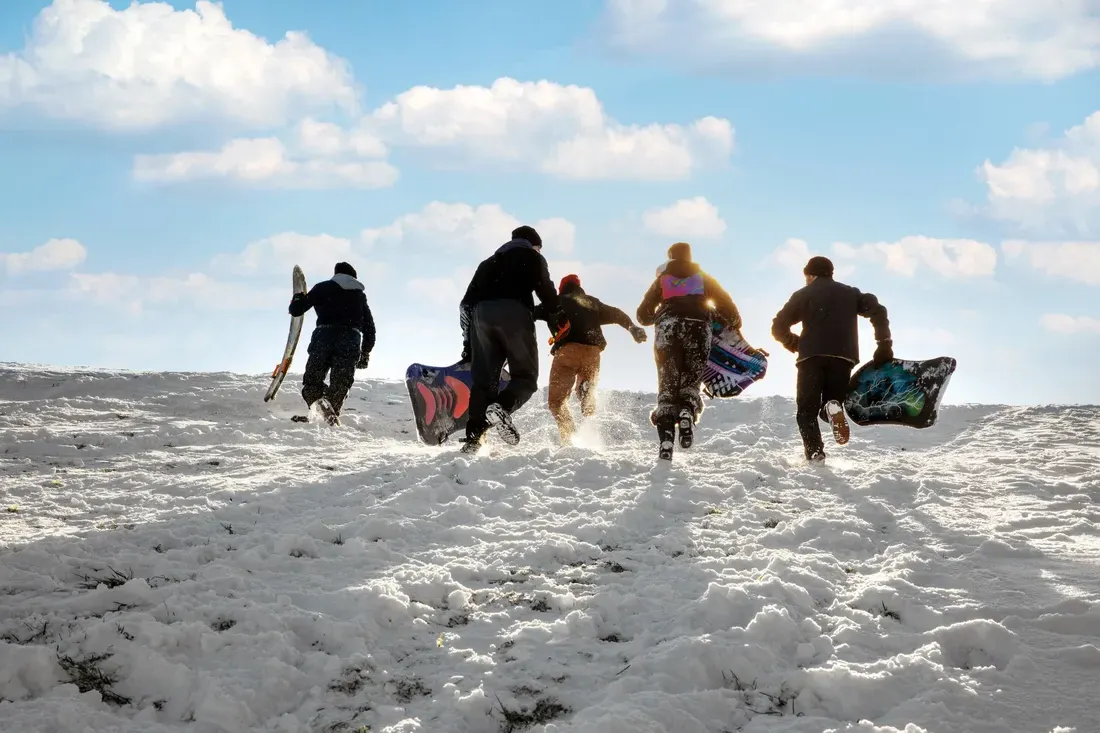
[547,343,602,443]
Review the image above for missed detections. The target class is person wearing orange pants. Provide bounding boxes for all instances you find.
[536,274,647,444]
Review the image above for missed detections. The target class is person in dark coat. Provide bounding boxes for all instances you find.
[458,225,568,452]
[534,273,647,444]
[289,262,375,425]
[636,242,741,459]
[771,255,893,462]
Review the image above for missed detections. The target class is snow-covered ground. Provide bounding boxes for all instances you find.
[1,363,1097,733]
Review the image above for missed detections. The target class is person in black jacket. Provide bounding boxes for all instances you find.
[289,261,375,425]
[636,242,741,460]
[771,255,893,462]
[534,273,647,444]
[458,225,568,453]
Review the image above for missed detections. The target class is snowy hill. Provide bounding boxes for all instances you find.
[1,364,1098,733]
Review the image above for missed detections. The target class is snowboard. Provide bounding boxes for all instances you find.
[405,361,511,445]
[264,265,307,402]
[701,320,769,399]
[843,356,957,429]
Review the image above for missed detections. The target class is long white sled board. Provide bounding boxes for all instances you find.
[264,265,307,402]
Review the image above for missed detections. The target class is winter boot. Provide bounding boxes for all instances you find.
[486,403,520,446]
[824,400,849,445]
[677,408,694,449]
[312,398,340,426]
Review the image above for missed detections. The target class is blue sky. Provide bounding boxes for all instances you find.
[1,0,1098,405]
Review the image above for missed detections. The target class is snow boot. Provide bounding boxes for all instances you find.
[486,403,520,446]
[824,400,849,445]
[311,398,340,426]
[677,409,694,449]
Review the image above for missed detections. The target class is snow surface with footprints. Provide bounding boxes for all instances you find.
[1,364,1098,733]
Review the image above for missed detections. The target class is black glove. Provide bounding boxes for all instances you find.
[289,292,307,314]
[781,334,799,354]
[629,326,647,344]
[872,339,894,366]
[357,352,370,369]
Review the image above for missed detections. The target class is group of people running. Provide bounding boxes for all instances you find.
[287,224,894,462]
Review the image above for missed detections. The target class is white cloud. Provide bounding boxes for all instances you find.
[211,233,365,279]
[978,111,1100,238]
[132,136,398,189]
[368,77,734,181]
[770,236,997,279]
[1002,240,1100,285]
[1,238,87,274]
[407,269,475,311]
[360,202,576,258]
[69,271,281,314]
[1042,313,1100,335]
[642,197,726,239]
[833,236,997,279]
[601,0,1100,81]
[0,0,357,130]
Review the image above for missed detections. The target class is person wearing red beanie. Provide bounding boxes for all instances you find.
[533,274,647,444]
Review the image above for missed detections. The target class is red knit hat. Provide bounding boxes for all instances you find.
[559,274,580,293]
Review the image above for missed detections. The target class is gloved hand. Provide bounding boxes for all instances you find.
[289,292,306,314]
[460,341,471,364]
[872,339,894,366]
[630,326,647,343]
[357,352,370,369]
[781,334,799,354]
[550,311,570,338]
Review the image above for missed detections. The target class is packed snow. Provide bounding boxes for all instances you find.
[1,363,1097,733]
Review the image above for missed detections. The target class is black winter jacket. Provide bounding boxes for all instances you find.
[771,276,890,364]
[636,259,741,328]
[289,274,376,354]
[534,283,636,353]
[461,238,560,315]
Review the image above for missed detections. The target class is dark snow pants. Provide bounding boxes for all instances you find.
[795,355,853,458]
[465,299,539,441]
[301,326,361,415]
[651,317,711,427]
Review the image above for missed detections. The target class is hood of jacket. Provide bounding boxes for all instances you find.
[655,259,701,278]
[331,273,365,291]
[495,238,539,255]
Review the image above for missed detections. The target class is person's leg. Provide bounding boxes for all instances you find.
[485,302,539,445]
[674,319,710,447]
[820,357,853,445]
[325,330,361,416]
[464,304,506,446]
[795,357,827,460]
[301,330,332,409]
[575,346,601,418]
[547,345,582,444]
[651,319,680,458]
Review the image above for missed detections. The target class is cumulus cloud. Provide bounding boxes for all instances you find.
[601,0,1100,81]
[0,0,357,130]
[978,111,1100,238]
[360,202,576,258]
[1,238,87,274]
[69,272,281,314]
[368,78,734,181]
[770,236,997,279]
[642,197,726,239]
[1002,240,1100,285]
[1041,313,1100,335]
[833,236,998,279]
[211,233,365,279]
[132,135,398,189]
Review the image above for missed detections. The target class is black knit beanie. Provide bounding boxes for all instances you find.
[334,261,357,278]
[512,225,542,248]
[803,256,833,278]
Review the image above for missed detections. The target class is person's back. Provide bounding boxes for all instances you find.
[637,253,740,330]
[297,273,371,331]
[462,239,558,314]
[548,281,635,352]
